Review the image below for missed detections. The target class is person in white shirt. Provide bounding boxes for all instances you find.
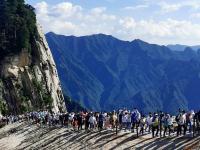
[89,114,97,130]
[126,113,132,131]
[122,112,128,130]
[177,110,186,136]
[146,113,153,133]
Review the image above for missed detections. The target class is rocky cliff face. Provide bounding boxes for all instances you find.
[0,25,66,114]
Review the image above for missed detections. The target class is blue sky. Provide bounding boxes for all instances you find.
[26,0,200,45]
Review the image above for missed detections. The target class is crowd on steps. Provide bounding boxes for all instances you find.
[1,108,200,138]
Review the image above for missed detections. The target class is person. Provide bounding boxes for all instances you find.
[98,112,105,131]
[64,112,69,127]
[105,113,111,129]
[198,111,200,134]
[6,116,9,125]
[110,111,118,130]
[159,111,164,137]
[186,111,193,133]
[118,110,123,130]
[131,108,141,133]
[152,113,159,138]
[139,115,146,135]
[146,113,153,133]
[48,113,53,126]
[89,113,97,130]
[55,113,60,125]
[69,113,74,127]
[194,110,200,135]
[131,109,137,132]
[59,113,64,126]
[127,112,132,131]
[77,113,83,131]
[163,114,172,137]
[122,111,128,131]
[72,114,78,130]
[85,112,90,131]
[45,112,49,125]
[176,110,186,136]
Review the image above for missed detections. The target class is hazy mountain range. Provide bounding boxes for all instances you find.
[46,32,200,113]
[167,44,200,51]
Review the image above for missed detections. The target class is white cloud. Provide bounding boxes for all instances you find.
[191,13,200,18]
[158,1,200,13]
[89,7,116,21]
[35,2,117,36]
[35,1,48,15]
[158,2,182,13]
[124,5,149,10]
[183,1,200,9]
[35,1,200,45]
[119,17,200,45]
[119,17,136,29]
[52,2,82,18]
[91,7,106,14]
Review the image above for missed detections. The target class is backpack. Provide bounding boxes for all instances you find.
[136,111,141,121]
[131,112,137,122]
[153,118,159,127]
[99,114,104,122]
[176,115,180,122]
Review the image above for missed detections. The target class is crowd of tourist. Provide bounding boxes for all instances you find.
[0,114,23,125]
[20,108,200,138]
[1,108,200,138]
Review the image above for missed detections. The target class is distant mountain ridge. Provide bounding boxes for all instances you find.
[167,44,200,51]
[46,32,200,113]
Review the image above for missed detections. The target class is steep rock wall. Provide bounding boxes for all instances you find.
[0,24,66,114]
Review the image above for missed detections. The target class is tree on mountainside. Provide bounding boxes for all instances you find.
[0,0,38,60]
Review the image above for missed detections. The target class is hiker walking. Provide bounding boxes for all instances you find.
[139,115,146,135]
[98,112,105,131]
[152,113,159,138]
[176,110,186,136]
[77,112,83,131]
[89,113,97,130]
[118,110,123,130]
[131,108,141,134]
[163,114,172,137]
[85,112,90,131]
[159,111,164,137]
[146,113,153,133]
[111,111,118,130]
[64,112,69,127]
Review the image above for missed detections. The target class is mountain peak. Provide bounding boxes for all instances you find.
[132,39,145,43]
[84,33,122,42]
[132,39,149,45]
[91,33,112,37]
[46,32,56,36]
[184,47,194,52]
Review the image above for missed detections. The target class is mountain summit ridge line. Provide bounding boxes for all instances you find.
[46,32,200,113]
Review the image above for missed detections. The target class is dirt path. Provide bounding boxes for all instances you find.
[0,122,199,150]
